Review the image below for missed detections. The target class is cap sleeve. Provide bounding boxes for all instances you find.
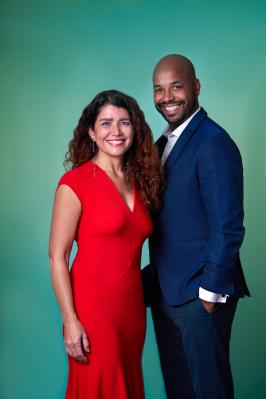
[57,170,82,202]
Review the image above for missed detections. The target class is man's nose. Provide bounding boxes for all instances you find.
[162,88,174,103]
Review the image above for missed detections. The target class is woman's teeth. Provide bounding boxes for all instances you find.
[107,139,124,146]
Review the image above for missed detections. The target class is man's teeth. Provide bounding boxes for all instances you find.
[164,104,180,111]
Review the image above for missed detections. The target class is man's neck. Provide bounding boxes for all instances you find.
[169,106,200,132]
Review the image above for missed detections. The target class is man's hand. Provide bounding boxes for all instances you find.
[200,299,215,314]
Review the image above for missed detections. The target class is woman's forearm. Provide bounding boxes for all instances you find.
[49,256,77,323]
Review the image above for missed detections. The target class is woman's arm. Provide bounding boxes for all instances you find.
[49,185,90,363]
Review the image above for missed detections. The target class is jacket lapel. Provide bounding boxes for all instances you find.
[164,108,208,173]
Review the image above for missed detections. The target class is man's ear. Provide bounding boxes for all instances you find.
[195,79,201,96]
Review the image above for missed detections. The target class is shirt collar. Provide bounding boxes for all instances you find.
[163,107,201,138]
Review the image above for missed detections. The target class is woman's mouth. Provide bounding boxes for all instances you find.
[106,139,125,146]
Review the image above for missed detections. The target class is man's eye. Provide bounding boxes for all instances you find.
[154,88,163,93]
[173,85,182,90]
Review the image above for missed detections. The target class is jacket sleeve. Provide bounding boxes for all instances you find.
[198,133,245,294]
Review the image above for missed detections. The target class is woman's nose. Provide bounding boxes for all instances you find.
[110,123,122,135]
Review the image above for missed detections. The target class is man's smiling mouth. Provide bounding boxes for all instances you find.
[161,102,183,113]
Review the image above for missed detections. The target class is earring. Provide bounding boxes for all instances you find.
[92,138,96,153]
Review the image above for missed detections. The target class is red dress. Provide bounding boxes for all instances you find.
[57,160,153,399]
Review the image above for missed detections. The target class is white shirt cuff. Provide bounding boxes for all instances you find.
[199,287,229,303]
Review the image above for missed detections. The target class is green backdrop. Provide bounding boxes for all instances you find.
[1,1,265,398]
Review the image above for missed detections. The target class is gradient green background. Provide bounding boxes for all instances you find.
[1,1,265,398]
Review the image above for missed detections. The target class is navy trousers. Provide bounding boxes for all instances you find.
[151,288,237,399]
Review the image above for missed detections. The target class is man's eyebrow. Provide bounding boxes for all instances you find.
[153,80,182,87]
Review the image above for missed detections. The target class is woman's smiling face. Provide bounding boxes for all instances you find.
[89,104,134,160]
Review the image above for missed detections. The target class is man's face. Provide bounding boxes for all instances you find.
[153,65,200,128]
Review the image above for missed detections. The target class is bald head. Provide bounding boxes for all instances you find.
[153,54,200,129]
[153,54,196,82]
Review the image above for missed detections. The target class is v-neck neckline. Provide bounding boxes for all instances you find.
[89,161,136,214]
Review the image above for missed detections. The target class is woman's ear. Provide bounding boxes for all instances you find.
[88,127,95,141]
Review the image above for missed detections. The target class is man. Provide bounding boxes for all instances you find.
[145,54,250,399]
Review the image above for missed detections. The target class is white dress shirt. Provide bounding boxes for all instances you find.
[161,108,201,165]
[161,108,228,303]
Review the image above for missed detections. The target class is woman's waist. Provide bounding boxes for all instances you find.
[73,246,141,267]
[70,260,141,282]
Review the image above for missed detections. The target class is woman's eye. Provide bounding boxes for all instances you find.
[121,121,130,126]
[102,121,110,126]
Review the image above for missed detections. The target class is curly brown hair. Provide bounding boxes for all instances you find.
[65,90,163,211]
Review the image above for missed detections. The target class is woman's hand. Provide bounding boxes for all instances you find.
[63,317,90,363]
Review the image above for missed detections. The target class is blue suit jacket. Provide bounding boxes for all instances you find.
[148,108,250,305]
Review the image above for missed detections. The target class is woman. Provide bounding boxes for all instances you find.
[49,90,163,399]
